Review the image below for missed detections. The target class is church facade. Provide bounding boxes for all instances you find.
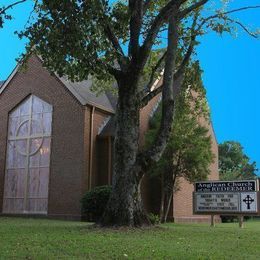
[0,55,219,221]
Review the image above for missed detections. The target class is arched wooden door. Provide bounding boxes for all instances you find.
[3,95,52,214]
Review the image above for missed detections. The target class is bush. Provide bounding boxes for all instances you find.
[148,213,160,225]
[220,215,237,223]
[81,185,112,221]
[220,215,252,223]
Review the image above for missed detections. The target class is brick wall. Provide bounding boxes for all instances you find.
[90,109,111,188]
[0,55,86,220]
[139,90,162,212]
[139,81,162,147]
[0,55,220,223]
[138,88,220,222]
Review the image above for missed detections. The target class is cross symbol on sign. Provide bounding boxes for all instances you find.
[243,195,254,210]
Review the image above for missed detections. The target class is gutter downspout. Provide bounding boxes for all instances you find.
[89,106,95,190]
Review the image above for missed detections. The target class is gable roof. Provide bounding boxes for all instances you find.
[58,77,116,113]
[0,56,218,143]
[0,57,116,114]
[99,116,116,137]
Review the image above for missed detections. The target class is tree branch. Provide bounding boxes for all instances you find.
[95,58,122,79]
[198,5,260,33]
[103,23,125,57]
[140,68,186,108]
[141,85,163,107]
[144,0,153,13]
[106,64,123,79]
[174,13,199,80]
[140,13,199,108]
[0,0,27,15]
[142,50,166,92]
[97,0,127,70]
[226,17,259,38]
[23,0,38,28]
[178,0,209,19]
[140,3,260,71]
[138,52,168,108]
[139,1,182,69]
[128,0,143,59]
[138,14,179,171]
[103,26,127,71]
[218,5,260,16]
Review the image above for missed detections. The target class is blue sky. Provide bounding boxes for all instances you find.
[197,1,260,173]
[0,1,259,172]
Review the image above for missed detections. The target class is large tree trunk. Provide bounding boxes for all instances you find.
[101,15,179,227]
[101,79,150,227]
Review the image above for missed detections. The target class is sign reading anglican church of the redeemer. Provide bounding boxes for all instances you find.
[193,180,260,215]
[195,181,257,193]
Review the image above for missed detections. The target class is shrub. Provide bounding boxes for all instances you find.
[220,215,237,223]
[220,215,251,223]
[81,185,112,221]
[148,213,160,225]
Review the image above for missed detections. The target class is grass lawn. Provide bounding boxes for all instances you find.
[0,217,260,259]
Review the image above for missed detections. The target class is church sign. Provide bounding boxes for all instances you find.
[195,181,257,193]
[193,180,260,215]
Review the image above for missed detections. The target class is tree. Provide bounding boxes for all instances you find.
[219,141,258,181]
[146,61,214,223]
[1,0,259,226]
[0,0,27,28]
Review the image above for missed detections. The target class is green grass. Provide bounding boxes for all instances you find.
[0,217,260,259]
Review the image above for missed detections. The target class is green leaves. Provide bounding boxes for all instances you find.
[16,0,126,81]
[0,11,11,28]
[145,61,214,183]
[219,141,258,180]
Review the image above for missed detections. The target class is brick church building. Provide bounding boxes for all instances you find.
[0,55,219,222]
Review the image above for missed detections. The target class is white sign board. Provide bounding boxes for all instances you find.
[194,180,259,215]
[240,192,257,212]
[195,180,257,193]
[195,193,240,212]
[194,192,258,214]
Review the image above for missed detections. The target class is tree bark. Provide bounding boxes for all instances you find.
[101,78,150,227]
[101,13,180,227]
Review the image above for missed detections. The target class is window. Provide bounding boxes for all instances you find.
[3,95,53,214]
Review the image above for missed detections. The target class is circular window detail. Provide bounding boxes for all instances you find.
[14,119,44,156]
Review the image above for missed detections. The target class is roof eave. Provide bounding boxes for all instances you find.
[0,64,20,95]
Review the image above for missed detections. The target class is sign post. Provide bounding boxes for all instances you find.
[239,216,244,229]
[193,180,260,227]
[210,215,215,227]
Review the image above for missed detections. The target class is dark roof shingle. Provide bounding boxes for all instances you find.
[58,77,117,113]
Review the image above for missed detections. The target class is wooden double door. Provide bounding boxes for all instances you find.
[3,95,52,214]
